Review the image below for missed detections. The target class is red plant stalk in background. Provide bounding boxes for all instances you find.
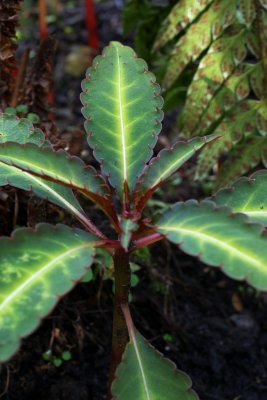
[85,0,99,50]
[38,0,48,39]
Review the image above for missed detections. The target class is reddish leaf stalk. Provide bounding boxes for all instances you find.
[85,0,99,50]
[133,232,164,249]
[108,247,131,399]
[38,0,48,39]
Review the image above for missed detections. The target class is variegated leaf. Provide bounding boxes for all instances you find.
[215,136,267,188]
[163,0,238,89]
[0,224,97,362]
[153,0,214,51]
[81,42,163,197]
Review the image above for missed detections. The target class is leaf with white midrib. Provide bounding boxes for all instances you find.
[0,142,108,197]
[0,224,97,362]
[0,161,85,220]
[81,41,164,196]
[112,328,198,400]
[156,200,267,291]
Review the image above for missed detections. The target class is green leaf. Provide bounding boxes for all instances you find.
[156,200,267,290]
[112,328,198,400]
[236,0,256,27]
[0,114,90,224]
[120,217,138,251]
[195,100,259,180]
[212,170,267,224]
[136,135,217,209]
[81,42,163,196]
[0,114,44,145]
[153,0,213,51]
[180,30,249,135]
[0,159,86,220]
[163,0,238,89]
[0,142,108,198]
[215,136,267,188]
[0,224,97,362]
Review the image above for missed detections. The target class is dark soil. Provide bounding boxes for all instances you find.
[0,1,267,400]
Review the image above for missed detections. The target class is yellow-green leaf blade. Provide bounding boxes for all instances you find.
[0,224,97,363]
[81,42,163,196]
[112,328,198,400]
[156,200,267,290]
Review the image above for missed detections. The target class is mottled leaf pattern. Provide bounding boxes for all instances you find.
[195,100,259,180]
[156,200,267,290]
[215,136,267,188]
[153,0,214,51]
[154,0,267,180]
[81,42,163,196]
[0,224,97,362]
[163,0,238,88]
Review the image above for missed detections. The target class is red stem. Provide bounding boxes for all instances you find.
[133,232,164,249]
[38,0,48,39]
[85,0,99,50]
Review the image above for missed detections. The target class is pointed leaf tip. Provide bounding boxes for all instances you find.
[81,42,164,197]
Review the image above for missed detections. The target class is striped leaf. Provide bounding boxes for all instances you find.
[112,328,198,400]
[0,224,97,362]
[81,42,163,197]
[136,135,217,209]
[156,200,267,290]
[212,170,267,224]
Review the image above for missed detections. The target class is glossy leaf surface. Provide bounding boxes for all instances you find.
[156,200,267,290]
[213,171,267,224]
[0,162,84,216]
[139,135,217,192]
[0,224,97,362]
[112,328,198,400]
[81,41,163,196]
[136,135,218,209]
[0,142,108,197]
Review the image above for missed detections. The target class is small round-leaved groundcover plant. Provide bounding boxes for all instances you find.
[0,42,267,400]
